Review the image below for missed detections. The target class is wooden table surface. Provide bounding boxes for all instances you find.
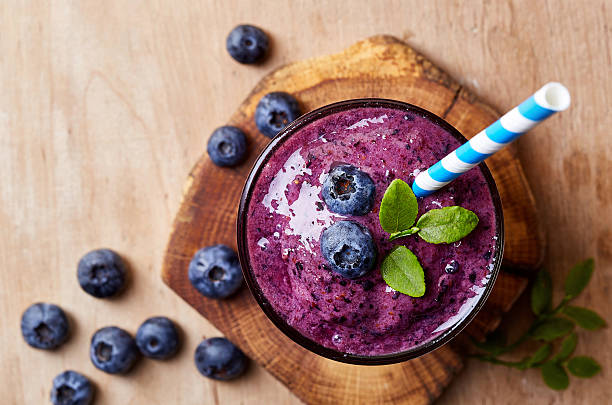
[1,1,610,404]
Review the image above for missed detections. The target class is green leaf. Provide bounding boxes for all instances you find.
[564,258,594,299]
[531,270,552,316]
[379,179,418,234]
[552,333,577,362]
[389,227,420,241]
[525,344,552,368]
[567,356,601,378]
[562,306,606,330]
[530,318,574,341]
[470,329,507,356]
[380,246,425,297]
[541,362,570,390]
[415,206,479,244]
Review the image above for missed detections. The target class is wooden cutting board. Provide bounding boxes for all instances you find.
[161,35,543,404]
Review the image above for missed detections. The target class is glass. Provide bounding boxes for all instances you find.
[237,99,504,365]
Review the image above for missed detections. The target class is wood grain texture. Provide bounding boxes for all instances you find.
[1,1,610,404]
[162,35,533,404]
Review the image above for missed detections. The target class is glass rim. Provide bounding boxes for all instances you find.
[237,98,505,365]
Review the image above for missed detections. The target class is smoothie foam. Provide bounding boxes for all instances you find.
[245,106,499,356]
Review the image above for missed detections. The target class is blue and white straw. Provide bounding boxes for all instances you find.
[412,82,571,198]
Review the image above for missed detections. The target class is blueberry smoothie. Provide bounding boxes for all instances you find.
[242,104,500,356]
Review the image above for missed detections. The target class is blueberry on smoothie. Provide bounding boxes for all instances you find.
[320,220,377,279]
[135,316,180,360]
[226,24,269,64]
[445,260,460,274]
[188,245,243,299]
[194,337,247,380]
[90,326,139,374]
[207,126,247,167]
[77,249,127,298]
[50,370,94,405]
[255,92,300,138]
[21,303,69,350]
[322,164,375,216]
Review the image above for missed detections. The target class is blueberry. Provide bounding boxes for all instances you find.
[445,260,460,274]
[255,92,300,138]
[320,220,377,279]
[77,249,127,298]
[135,316,180,360]
[207,126,247,167]
[194,337,247,380]
[90,326,139,374]
[322,165,375,216]
[50,370,94,405]
[21,303,69,350]
[188,245,243,299]
[226,25,269,64]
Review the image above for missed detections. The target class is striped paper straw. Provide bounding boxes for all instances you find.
[412,82,571,197]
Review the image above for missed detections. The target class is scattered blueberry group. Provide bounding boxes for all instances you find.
[136,317,180,360]
[50,370,94,405]
[322,164,376,216]
[226,25,269,64]
[23,244,250,399]
[255,92,301,138]
[90,326,140,374]
[320,220,377,279]
[21,22,297,400]
[216,28,302,164]
[188,244,243,299]
[21,303,70,350]
[195,337,248,380]
[77,249,127,298]
[207,126,248,167]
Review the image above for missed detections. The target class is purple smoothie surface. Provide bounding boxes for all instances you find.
[245,106,499,356]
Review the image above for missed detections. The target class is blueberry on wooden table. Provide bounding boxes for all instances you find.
[207,126,247,167]
[135,316,180,360]
[322,164,376,216]
[89,326,139,374]
[50,370,94,405]
[194,337,248,381]
[188,245,243,299]
[77,249,127,298]
[226,24,269,64]
[21,303,69,350]
[255,92,300,138]
[320,220,377,279]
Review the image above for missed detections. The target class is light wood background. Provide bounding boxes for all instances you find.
[0,1,609,404]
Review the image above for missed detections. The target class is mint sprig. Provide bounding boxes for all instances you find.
[377,179,480,297]
[381,179,479,244]
[470,259,605,391]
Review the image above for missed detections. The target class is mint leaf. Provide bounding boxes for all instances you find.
[541,362,569,390]
[470,329,507,356]
[562,306,606,330]
[389,227,420,241]
[525,344,552,368]
[530,318,574,341]
[567,356,601,378]
[564,258,594,299]
[415,206,479,244]
[531,270,552,316]
[552,333,577,362]
[379,179,418,234]
[381,246,425,297]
